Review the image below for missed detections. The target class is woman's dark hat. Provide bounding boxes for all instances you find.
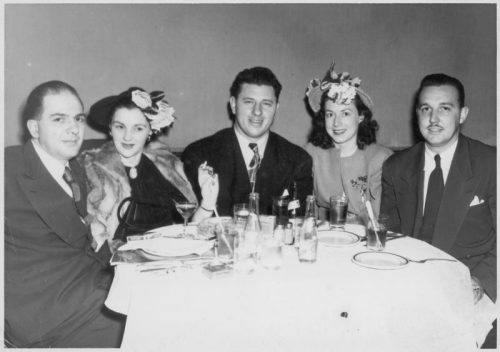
[305,62,373,114]
[87,87,176,133]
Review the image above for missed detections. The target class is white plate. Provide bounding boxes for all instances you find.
[140,224,198,238]
[120,237,214,257]
[344,224,366,237]
[317,230,360,247]
[352,251,409,270]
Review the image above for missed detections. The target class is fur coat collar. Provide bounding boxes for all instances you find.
[81,141,197,247]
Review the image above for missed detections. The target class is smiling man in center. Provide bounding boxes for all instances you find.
[182,66,313,216]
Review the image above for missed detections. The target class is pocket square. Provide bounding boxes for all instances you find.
[469,195,485,207]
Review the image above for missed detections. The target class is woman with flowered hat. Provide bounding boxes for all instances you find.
[305,62,393,222]
[81,88,218,248]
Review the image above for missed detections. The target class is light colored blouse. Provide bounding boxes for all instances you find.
[305,143,393,221]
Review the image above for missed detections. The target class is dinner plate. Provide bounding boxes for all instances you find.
[344,224,366,237]
[317,230,360,247]
[120,237,214,257]
[142,224,198,238]
[351,251,409,270]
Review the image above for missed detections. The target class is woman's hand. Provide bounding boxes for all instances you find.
[198,161,219,211]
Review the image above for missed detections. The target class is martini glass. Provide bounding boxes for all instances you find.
[174,201,197,237]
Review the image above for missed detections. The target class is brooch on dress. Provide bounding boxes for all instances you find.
[129,167,138,179]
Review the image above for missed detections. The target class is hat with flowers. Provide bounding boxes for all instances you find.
[88,87,176,134]
[305,61,373,114]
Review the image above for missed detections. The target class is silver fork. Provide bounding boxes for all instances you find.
[406,258,457,264]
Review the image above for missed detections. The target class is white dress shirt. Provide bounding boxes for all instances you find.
[234,128,269,170]
[422,138,458,212]
[31,139,73,197]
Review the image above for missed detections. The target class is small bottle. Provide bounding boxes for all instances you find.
[243,192,262,256]
[287,181,300,219]
[288,181,301,247]
[298,195,318,263]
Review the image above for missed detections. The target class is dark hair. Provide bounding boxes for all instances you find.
[229,66,282,101]
[109,95,141,125]
[23,80,83,122]
[416,73,465,108]
[308,92,378,150]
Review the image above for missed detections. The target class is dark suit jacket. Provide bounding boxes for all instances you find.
[182,128,313,216]
[381,134,496,301]
[4,141,123,347]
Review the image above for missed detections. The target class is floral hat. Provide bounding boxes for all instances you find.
[305,62,374,114]
[88,87,176,134]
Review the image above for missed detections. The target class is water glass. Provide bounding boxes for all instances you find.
[366,217,388,251]
[233,235,257,274]
[272,196,290,226]
[260,236,283,270]
[329,195,348,229]
[216,224,237,261]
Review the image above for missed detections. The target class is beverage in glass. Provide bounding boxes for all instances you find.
[217,224,237,261]
[329,195,348,229]
[233,203,250,222]
[174,201,197,236]
[366,216,388,251]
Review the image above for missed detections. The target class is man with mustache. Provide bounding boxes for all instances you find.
[5,81,125,347]
[182,66,312,216]
[380,73,496,346]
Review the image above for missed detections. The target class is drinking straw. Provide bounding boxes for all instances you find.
[213,207,234,256]
[364,201,381,247]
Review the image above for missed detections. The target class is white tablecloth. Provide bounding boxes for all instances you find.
[106,236,485,352]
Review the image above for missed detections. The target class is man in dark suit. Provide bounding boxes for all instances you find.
[182,67,313,216]
[5,81,125,347]
[381,73,496,305]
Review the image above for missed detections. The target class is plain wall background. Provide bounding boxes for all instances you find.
[4,3,497,149]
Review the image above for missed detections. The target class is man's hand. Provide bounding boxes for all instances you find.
[198,161,219,211]
[471,276,485,304]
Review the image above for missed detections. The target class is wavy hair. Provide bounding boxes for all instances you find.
[308,93,378,150]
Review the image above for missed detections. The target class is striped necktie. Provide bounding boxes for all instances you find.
[420,154,444,243]
[248,143,260,186]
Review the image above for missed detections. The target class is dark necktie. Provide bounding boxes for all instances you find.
[248,143,260,187]
[63,166,83,214]
[420,154,444,243]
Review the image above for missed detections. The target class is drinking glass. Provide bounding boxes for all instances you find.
[366,215,388,251]
[215,221,238,262]
[329,195,348,229]
[261,236,283,270]
[233,203,250,223]
[174,201,197,237]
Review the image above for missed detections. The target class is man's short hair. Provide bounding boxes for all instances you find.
[229,67,282,101]
[416,73,465,108]
[23,80,83,122]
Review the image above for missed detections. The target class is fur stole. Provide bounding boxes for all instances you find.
[80,140,197,248]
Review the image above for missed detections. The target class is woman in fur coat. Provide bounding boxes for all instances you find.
[80,87,219,249]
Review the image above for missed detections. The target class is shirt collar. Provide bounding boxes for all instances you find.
[423,138,458,180]
[31,139,68,177]
[234,127,269,160]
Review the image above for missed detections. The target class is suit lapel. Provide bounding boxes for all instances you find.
[18,142,88,246]
[432,136,476,250]
[212,129,251,212]
[397,143,424,236]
